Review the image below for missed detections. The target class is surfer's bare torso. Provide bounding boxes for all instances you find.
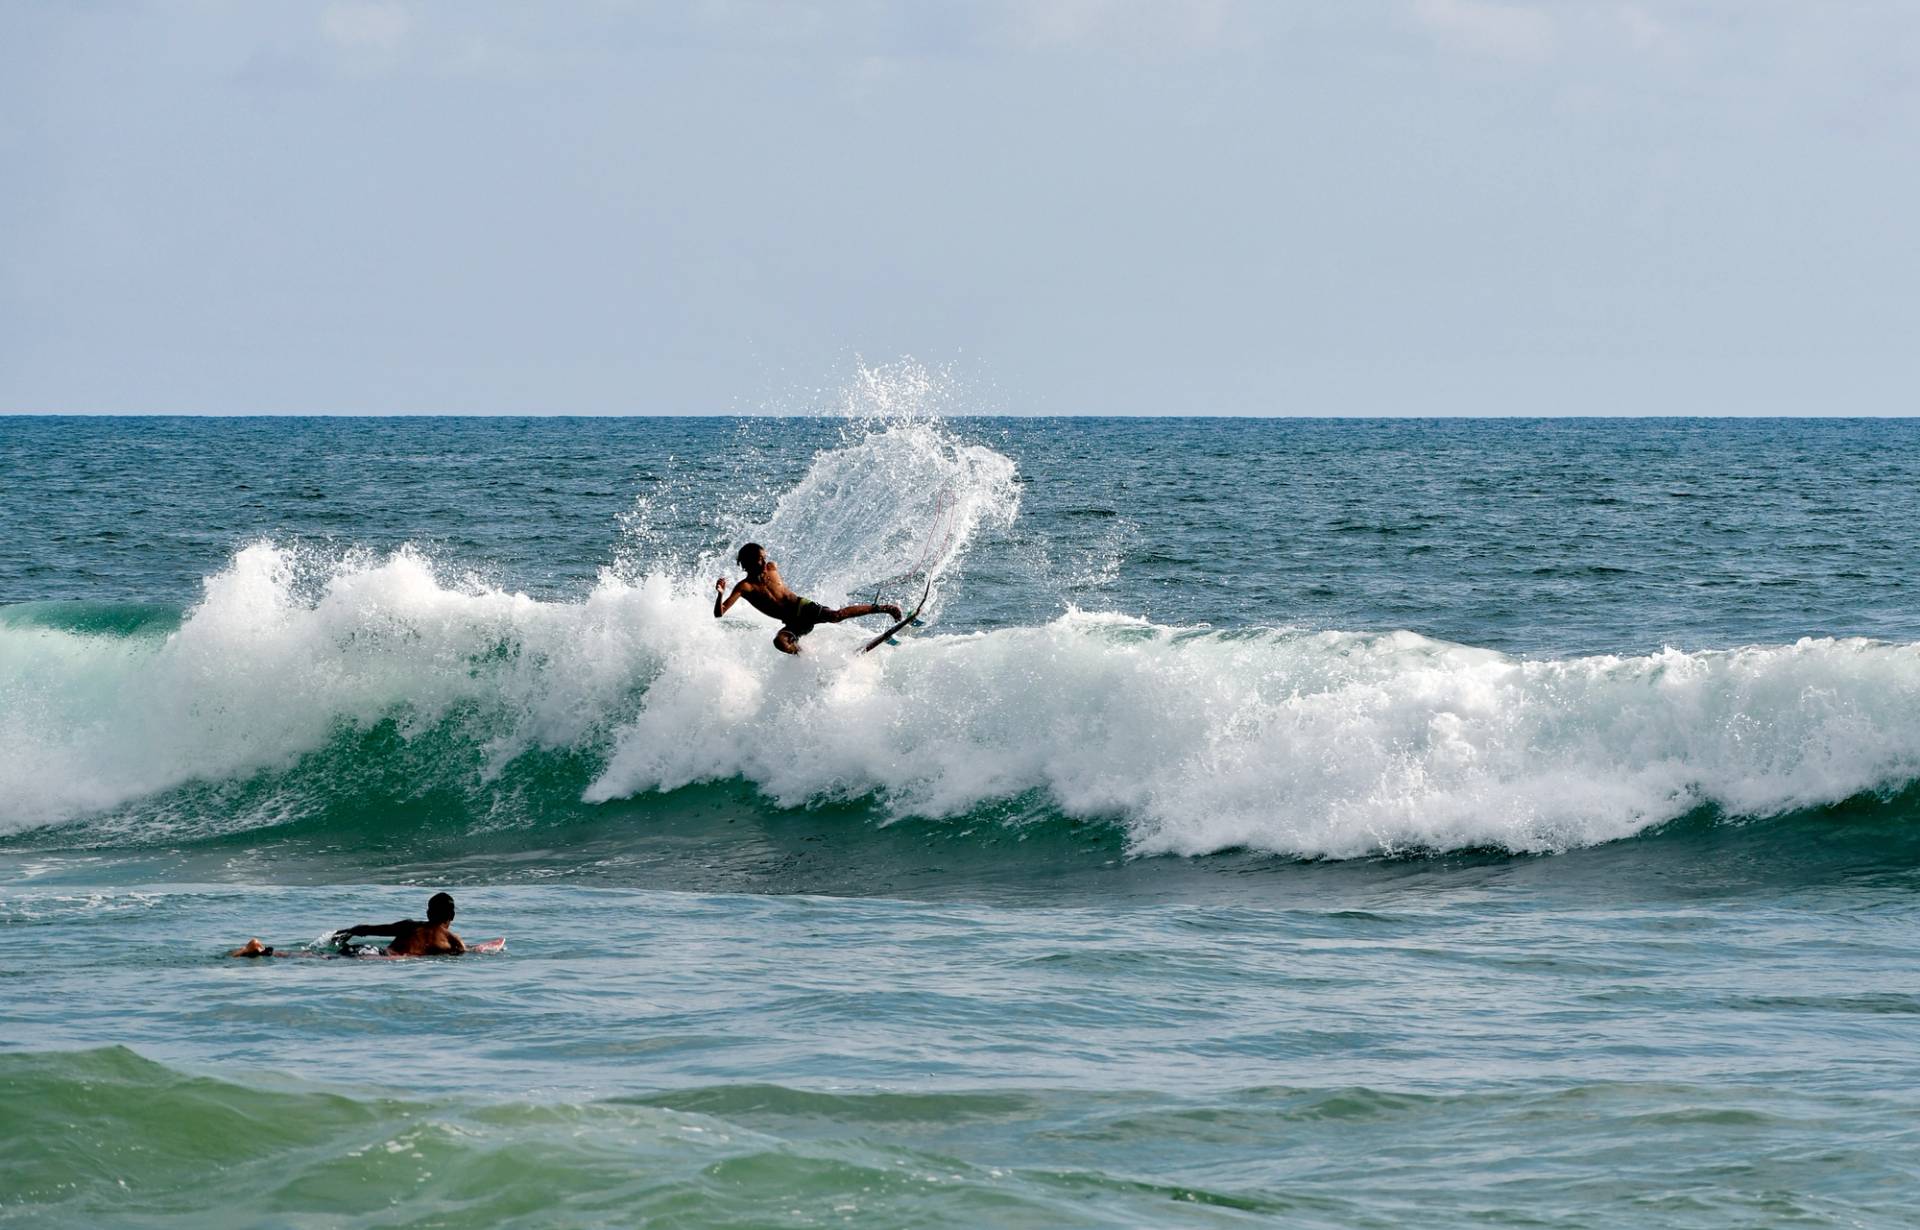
[723,558,808,625]
[715,544,900,655]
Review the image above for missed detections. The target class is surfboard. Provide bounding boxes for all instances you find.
[361,936,506,959]
[860,581,932,653]
[253,935,508,959]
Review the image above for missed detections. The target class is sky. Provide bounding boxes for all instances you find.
[2,1,1917,416]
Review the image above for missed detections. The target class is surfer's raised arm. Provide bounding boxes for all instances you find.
[715,576,748,618]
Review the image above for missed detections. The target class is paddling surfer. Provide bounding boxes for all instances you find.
[715,543,900,655]
[227,891,467,958]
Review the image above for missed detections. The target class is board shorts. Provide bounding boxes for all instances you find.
[782,598,830,638]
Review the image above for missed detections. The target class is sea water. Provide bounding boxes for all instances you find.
[3,391,1920,1227]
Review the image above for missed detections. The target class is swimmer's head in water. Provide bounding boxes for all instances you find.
[427,892,456,924]
[736,543,767,575]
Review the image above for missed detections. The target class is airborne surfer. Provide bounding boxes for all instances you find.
[715,543,901,655]
[227,891,468,958]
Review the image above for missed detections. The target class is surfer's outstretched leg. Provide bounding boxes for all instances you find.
[825,603,902,622]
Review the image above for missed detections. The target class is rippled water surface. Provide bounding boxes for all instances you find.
[4,410,1920,1227]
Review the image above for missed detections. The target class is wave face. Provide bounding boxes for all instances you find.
[7,536,1920,857]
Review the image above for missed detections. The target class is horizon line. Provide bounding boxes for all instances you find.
[7,411,1920,422]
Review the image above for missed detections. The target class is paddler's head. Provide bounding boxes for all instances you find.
[736,543,768,577]
[427,892,456,924]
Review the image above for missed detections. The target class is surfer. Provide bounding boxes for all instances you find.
[715,543,901,655]
[329,891,466,955]
[226,891,467,958]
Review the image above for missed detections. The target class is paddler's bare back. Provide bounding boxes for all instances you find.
[226,891,469,958]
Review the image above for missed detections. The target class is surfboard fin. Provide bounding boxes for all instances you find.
[861,580,933,653]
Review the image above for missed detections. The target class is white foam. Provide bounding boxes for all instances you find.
[586,613,1920,857]
[8,394,1920,856]
[7,550,1920,856]
[0,543,675,830]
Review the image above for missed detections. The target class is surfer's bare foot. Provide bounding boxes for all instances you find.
[881,605,902,620]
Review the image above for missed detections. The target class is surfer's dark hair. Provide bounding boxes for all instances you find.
[427,892,456,923]
[736,543,765,570]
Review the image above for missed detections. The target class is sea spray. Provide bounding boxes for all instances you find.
[731,416,1018,618]
[613,360,1022,619]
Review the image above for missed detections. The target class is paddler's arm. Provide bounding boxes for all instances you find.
[330,920,409,941]
[714,577,748,617]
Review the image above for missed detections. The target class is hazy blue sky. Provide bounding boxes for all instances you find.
[4,1,1917,415]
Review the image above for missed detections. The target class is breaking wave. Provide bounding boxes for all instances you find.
[5,392,1920,860]
[6,551,1920,859]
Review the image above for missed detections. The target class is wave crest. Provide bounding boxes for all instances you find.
[8,396,1920,859]
[588,614,1920,857]
[7,543,1920,860]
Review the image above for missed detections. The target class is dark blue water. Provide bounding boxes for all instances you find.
[4,407,1919,1227]
[10,415,1920,652]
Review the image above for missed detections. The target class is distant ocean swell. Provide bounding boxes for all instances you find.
[5,540,1920,860]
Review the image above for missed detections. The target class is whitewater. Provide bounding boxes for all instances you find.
[6,410,1920,862]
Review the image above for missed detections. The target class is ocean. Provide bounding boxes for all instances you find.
[4,395,1920,1228]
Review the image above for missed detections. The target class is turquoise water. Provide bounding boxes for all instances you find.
[4,402,1920,1226]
